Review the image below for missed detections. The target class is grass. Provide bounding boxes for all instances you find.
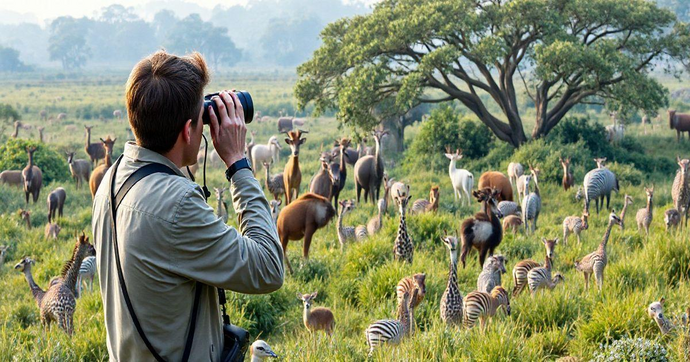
[1,72,690,360]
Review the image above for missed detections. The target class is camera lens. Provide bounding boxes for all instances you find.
[202,91,253,125]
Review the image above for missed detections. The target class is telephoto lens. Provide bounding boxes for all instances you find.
[202,91,254,124]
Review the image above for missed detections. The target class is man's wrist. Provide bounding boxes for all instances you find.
[225,158,252,181]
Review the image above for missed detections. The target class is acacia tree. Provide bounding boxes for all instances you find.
[295,0,690,147]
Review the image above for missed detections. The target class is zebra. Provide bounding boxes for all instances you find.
[498,201,521,217]
[522,175,541,234]
[583,165,618,214]
[562,212,589,244]
[512,238,557,297]
[672,157,690,229]
[336,200,356,250]
[575,186,583,202]
[463,286,510,331]
[575,211,621,291]
[365,289,417,356]
[527,238,564,294]
[76,255,97,298]
[396,273,426,310]
[477,255,507,293]
[355,225,368,241]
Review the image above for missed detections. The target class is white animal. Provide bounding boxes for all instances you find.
[605,112,625,144]
[251,136,283,172]
[444,148,474,206]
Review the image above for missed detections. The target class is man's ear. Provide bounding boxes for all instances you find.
[183,119,194,144]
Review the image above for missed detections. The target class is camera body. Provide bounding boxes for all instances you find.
[202,91,253,125]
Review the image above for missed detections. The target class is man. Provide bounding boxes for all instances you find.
[92,50,284,361]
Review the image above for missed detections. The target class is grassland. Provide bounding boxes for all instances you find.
[1,72,690,361]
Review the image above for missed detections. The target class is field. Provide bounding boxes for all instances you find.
[1,71,690,361]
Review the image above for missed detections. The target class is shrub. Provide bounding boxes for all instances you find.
[508,139,593,184]
[406,105,463,171]
[0,138,70,184]
[456,115,494,159]
[592,337,668,362]
[608,162,644,186]
[548,117,612,157]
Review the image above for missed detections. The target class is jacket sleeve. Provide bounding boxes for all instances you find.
[169,169,284,293]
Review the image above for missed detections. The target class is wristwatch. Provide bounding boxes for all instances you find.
[225,158,252,181]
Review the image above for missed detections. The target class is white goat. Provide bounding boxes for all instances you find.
[445,147,474,206]
[251,136,282,172]
[605,111,624,144]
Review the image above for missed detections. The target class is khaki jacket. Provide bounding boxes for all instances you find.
[92,142,284,361]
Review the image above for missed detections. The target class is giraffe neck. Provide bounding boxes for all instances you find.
[597,221,615,254]
[548,277,561,290]
[544,254,552,272]
[63,245,89,292]
[447,254,458,289]
[23,268,45,305]
[337,209,347,236]
[620,202,630,220]
[398,297,410,334]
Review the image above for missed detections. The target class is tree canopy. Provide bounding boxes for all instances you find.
[296,0,690,147]
[0,46,30,72]
[48,16,91,70]
[165,14,242,70]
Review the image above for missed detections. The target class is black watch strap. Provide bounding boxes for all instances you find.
[225,158,252,181]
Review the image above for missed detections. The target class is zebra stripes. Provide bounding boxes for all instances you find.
[76,255,97,298]
[463,286,510,330]
[575,212,620,291]
[522,176,541,234]
[355,225,368,241]
[365,289,417,356]
[498,201,521,217]
[562,213,588,244]
[396,273,426,310]
[512,260,540,297]
[477,255,506,293]
[583,167,618,214]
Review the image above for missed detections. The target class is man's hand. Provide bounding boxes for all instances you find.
[208,90,247,168]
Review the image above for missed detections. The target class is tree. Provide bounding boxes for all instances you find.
[295,0,690,147]
[48,16,91,70]
[260,16,324,67]
[0,46,30,72]
[165,14,241,69]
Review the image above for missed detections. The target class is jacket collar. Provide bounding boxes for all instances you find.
[122,142,185,177]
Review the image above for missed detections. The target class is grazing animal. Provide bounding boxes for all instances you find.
[380,174,396,214]
[477,255,507,293]
[440,235,463,325]
[330,137,359,167]
[665,209,681,232]
[393,190,414,263]
[44,223,61,240]
[460,188,504,269]
[252,136,282,173]
[583,161,618,214]
[14,233,92,335]
[636,186,654,235]
[575,211,621,291]
[669,109,690,142]
[503,215,523,235]
[390,181,410,207]
[478,171,512,202]
[0,245,8,265]
[522,174,542,234]
[0,170,23,187]
[410,186,439,214]
[331,138,351,209]
[560,157,574,191]
[354,130,387,204]
[113,109,122,120]
[605,112,625,144]
[309,160,338,200]
[22,147,43,204]
[262,161,285,201]
[89,137,116,197]
[11,121,21,138]
[39,110,47,121]
[277,116,304,133]
[245,130,256,169]
[214,187,229,223]
[562,212,589,244]
[445,148,474,206]
[250,340,278,361]
[575,186,583,203]
[84,126,105,166]
[647,298,689,335]
[19,209,31,229]
[517,165,540,201]
[527,238,563,295]
[47,187,66,223]
[463,286,510,331]
[57,112,67,120]
[364,289,417,356]
[277,193,335,274]
[336,200,357,250]
[297,291,335,335]
[66,152,91,189]
[37,127,45,143]
[396,273,426,309]
[269,199,281,224]
[672,157,690,228]
[619,194,634,231]
[283,130,307,204]
[507,162,524,198]
[76,253,97,298]
[512,238,557,297]
[497,201,521,217]
[367,198,386,236]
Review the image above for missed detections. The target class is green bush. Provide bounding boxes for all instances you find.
[548,117,612,158]
[608,162,644,186]
[456,115,495,159]
[0,138,70,184]
[508,139,593,184]
[592,337,668,361]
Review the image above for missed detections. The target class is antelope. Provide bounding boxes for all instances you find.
[283,130,307,204]
[18,209,31,229]
[263,161,284,201]
[619,194,634,231]
[460,188,504,269]
[665,209,681,232]
[669,110,690,142]
[672,157,690,228]
[297,291,335,335]
[66,152,91,189]
[354,130,387,204]
[214,187,229,223]
[367,198,386,236]
[636,186,654,236]
[507,162,523,199]
[47,187,66,223]
[22,147,43,204]
[410,186,439,214]
[89,136,116,197]
[269,199,281,224]
[0,170,23,187]
[37,127,45,143]
[44,222,61,240]
[309,160,338,200]
[445,148,474,206]
[647,298,690,335]
[503,215,523,235]
[477,172,512,202]
[84,126,105,166]
[560,157,574,191]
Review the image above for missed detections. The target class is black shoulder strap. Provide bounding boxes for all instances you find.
[108,156,202,362]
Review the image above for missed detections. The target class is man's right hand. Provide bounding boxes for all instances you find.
[207,90,247,169]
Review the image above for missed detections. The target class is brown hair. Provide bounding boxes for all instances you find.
[126,50,209,153]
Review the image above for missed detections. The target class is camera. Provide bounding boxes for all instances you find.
[202,91,254,125]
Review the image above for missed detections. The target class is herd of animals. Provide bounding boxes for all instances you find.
[3,108,690,359]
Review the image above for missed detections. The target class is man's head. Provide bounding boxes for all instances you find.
[126,50,209,164]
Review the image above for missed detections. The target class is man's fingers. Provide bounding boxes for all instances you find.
[229,92,244,124]
[208,104,219,139]
[212,95,229,126]
[220,91,236,121]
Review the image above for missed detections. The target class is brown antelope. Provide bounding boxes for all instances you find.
[309,160,338,200]
[89,136,116,197]
[66,152,91,189]
[283,130,307,204]
[460,188,504,269]
[477,172,512,202]
[22,147,43,204]
[47,187,66,223]
[84,126,105,166]
[560,157,574,191]
[354,130,387,204]
[297,291,335,335]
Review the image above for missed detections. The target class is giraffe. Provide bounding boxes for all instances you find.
[440,234,463,325]
[393,188,413,263]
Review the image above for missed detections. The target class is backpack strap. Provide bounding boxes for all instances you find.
[108,156,202,362]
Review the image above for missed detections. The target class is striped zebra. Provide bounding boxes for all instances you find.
[355,225,368,241]
[522,175,541,234]
[583,165,618,214]
[396,273,426,310]
[463,286,510,331]
[76,255,97,298]
[527,238,564,294]
[477,255,507,293]
[512,238,557,297]
[575,211,621,291]
[672,157,690,228]
[575,186,583,202]
[498,201,521,217]
[365,289,417,356]
[562,212,589,244]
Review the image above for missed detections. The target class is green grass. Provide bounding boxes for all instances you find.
[1,73,690,360]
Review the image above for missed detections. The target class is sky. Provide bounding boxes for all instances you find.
[0,0,377,24]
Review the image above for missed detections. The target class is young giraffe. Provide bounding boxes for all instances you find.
[575,211,622,291]
[440,234,463,325]
[636,186,654,236]
[14,232,93,335]
[393,189,413,263]
[337,199,357,250]
[619,194,633,231]
[527,238,564,295]
[512,238,557,297]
